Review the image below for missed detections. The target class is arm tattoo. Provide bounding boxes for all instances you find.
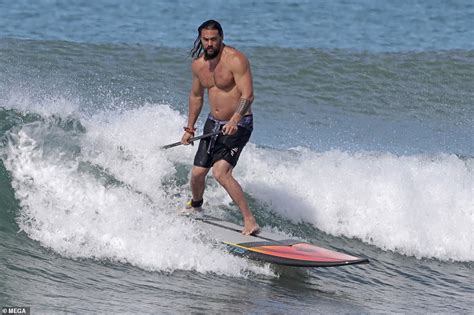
[235,98,252,116]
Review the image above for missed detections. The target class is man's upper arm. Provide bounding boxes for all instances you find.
[231,53,254,101]
[190,64,204,99]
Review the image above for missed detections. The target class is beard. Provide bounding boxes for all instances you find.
[204,46,220,60]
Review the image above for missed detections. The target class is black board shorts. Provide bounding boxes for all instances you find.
[194,115,253,168]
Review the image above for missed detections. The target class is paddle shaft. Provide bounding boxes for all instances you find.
[162,131,221,150]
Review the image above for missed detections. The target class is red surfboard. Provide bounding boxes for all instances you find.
[196,215,369,267]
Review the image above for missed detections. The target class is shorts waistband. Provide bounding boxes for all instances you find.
[206,113,253,154]
[207,113,253,129]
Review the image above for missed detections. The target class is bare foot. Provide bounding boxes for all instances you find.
[242,218,260,236]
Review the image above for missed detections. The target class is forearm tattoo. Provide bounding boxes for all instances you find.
[235,98,252,116]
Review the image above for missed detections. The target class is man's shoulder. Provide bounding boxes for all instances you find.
[224,45,247,59]
[223,46,249,68]
[191,55,204,64]
[191,56,205,70]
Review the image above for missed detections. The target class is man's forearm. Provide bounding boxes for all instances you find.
[230,97,253,123]
[235,97,252,116]
[187,96,203,129]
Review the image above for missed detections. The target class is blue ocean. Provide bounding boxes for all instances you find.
[1,1,473,313]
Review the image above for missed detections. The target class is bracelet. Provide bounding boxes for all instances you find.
[183,127,196,136]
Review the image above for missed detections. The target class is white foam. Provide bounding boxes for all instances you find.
[237,145,473,262]
[3,105,274,277]
[4,101,472,267]
[3,89,80,117]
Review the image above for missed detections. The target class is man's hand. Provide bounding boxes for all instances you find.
[181,130,194,145]
[222,120,238,135]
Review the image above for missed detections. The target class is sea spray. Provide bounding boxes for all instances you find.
[2,107,274,277]
[238,146,473,261]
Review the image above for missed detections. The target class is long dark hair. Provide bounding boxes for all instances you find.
[190,20,224,59]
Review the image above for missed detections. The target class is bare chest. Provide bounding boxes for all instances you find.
[197,63,235,91]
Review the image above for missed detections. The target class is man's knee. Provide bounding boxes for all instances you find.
[212,161,232,184]
[192,166,209,180]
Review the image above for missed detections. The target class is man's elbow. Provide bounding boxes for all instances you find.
[189,93,203,102]
[244,93,254,103]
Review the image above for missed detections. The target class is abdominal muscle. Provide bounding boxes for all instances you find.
[208,87,238,120]
[208,87,251,121]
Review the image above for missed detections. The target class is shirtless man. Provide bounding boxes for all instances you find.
[180,20,259,235]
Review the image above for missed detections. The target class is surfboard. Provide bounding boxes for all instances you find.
[194,215,369,267]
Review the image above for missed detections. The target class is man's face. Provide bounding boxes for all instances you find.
[200,29,222,60]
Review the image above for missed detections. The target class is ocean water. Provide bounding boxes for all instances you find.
[1,1,473,314]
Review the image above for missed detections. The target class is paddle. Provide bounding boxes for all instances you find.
[161,131,222,150]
